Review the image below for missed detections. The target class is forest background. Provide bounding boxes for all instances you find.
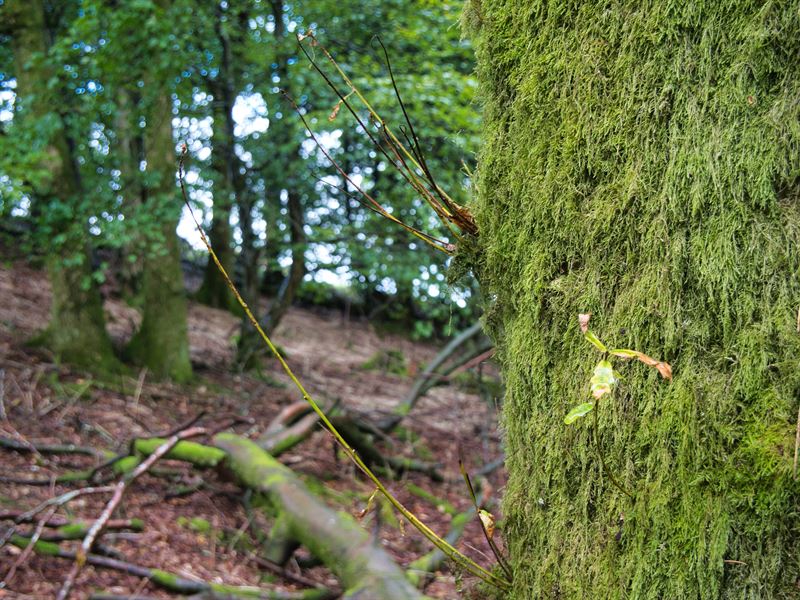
[0,1,504,598]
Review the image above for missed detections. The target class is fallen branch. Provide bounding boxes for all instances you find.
[378,323,491,432]
[3,504,58,584]
[330,415,443,482]
[0,435,105,457]
[56,426,208,600]
[214,433,424,599]
[9,535,328,599]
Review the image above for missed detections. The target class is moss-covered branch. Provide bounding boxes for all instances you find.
[213,433,425,600]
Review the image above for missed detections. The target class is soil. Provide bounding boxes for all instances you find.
[0,260,505,599]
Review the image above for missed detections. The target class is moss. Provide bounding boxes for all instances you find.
[469,1,800,598]
[113,455,142,475]
[133,438,226,467]
[10,534,61,556]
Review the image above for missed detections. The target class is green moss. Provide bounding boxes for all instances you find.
[113,455,141,475]
[10,534,61,556]
[468,1,800,598]
[133,438,226,467]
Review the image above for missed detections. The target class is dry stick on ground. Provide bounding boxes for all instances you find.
[0,435,104,457]
[0,484,114,584]
[247,552,340,595]
[55,426,208,600]
[0,369,6,420]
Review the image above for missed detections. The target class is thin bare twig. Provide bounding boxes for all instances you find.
[459,459,512,581]
[0,485,114,564]
[56,426,208,600]
[130,368,147,410]
[247,552,339,592]
[0,369,6,420]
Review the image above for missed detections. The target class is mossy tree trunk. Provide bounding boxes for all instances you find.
[126,0,192,383]
[9,0,120,373]
[467,2,800,598]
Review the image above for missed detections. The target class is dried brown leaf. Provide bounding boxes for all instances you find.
[655,361,673,380]
[328,100,343,122]
[578,313,591,334]
[479,509,495,540]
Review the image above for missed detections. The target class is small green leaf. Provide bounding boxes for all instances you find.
[584,331,607,352]
[565,402,595,424]
[610,348,639,358]
[590,360,616,399]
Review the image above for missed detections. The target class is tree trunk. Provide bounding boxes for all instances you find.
[126,4,192,382]
[8,0,119,372]
[264,189,306,334]
[196,3,238,313]
[467,2,800,598]
[236,0,305,365]
[114,87,145,298]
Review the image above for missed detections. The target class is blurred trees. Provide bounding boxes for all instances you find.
[4,0,120,372]
[0,0,480,377]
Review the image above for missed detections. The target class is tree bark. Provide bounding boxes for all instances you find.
[196,2,239,313]
[264,189,306,334]
[8,0,119,373]
[468,2,800,598]
[236,0,306,364]
[126,0,192,383]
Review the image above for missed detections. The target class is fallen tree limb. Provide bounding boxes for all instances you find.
[330,416,442,482]
[213,433,425,600]
[377,323,491,432]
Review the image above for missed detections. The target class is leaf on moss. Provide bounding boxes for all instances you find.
[565,402,595,424]
[590,360,616,399]
[578,313,591,334]
[585,331,607,352]
[611,349,672,380]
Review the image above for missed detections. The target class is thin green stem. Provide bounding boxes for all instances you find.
[178,148,509,590]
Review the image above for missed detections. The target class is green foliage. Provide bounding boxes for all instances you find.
[469,0,800,597]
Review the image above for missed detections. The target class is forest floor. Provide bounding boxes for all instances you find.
[0,259,505,599]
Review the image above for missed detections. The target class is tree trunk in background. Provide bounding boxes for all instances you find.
[264,189,305,333]
[114,87,145,297]
[196,3,238,313]
[467,2,800,598]
[126,19,192,382]
[236,0,306,365]
[9,0,120,372]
